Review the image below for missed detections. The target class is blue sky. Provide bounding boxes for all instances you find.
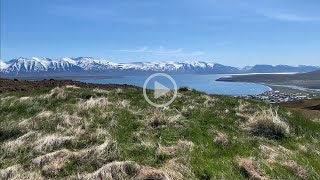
[1,0,320,66]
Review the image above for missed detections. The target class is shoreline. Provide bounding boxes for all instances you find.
[242,83,320,103]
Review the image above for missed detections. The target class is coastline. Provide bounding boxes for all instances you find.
[242,82,320,103]
[216,71,320,91]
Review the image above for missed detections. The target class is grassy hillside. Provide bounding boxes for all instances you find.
[0,86,320,179]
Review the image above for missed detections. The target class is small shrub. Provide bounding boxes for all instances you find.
[178,86,190,92]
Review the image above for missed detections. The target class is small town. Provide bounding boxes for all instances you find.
[241,90,318,104]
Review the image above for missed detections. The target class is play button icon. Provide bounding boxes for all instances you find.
[143,73,178,107]
[154,81,171,99]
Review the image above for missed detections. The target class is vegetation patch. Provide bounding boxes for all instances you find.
[0,86,320,179]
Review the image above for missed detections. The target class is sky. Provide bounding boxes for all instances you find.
[1,0,320,66]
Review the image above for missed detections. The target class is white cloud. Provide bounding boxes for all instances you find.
[260,10,320,22]
[117,47,205,56]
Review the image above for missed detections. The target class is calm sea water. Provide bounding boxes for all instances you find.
[80,74,271,96]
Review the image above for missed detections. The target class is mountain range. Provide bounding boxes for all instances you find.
[0,57,319,77]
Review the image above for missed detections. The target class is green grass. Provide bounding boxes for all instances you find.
[0,86,320,179]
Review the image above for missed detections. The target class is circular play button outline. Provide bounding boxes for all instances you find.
[143,73,178,107]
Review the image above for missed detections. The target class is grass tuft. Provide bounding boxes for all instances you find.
[238,158,268,180]
[241,107,290,139]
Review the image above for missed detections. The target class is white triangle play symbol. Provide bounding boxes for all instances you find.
[154,81,170,99]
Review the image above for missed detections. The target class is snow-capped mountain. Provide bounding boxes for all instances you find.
[3,57,84,75]
[1,57,319,77]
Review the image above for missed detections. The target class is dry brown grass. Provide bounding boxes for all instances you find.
[282,160,308,180]
[2,131,39,153]
[0,165,21,180]
[65,85,80,89]
[115,88,123,94]
[34,134,74,152]
[168,114,185,128]
[237,100,251,112]
[77,97,109,111]
[203,94,217,108]
[2,135,117,179]
[0,165,43,180]
[95,127,109,139]
[19,96,32,102]
[158,140,194,156]
[238,158,268,180]
[55,112,86,135]
[77,136,119,162]
[93,88,110,94]
[0,96,16,102]
[81,161,140,180]
[117,99,130,108]
[259,144,293,163]
[36,111,53,119]
[132,131,155,149]
[240,107,290,139]
[137,159,195,180]
[136,167,167,180]
[214,132,229,145]
[149,109,168,128]
[31,149,74,177]
[49,87,65,99]
[161,158,195,180]
[61,111,82,124]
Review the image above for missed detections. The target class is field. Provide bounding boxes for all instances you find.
[1,83,320,179]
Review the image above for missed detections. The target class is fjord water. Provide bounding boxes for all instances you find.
[80,74,270,96]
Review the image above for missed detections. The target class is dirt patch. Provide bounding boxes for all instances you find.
[0,78,138,93]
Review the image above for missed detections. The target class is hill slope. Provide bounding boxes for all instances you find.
[0,84,320,179]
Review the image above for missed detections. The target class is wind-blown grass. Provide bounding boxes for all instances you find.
[0,86,320,179]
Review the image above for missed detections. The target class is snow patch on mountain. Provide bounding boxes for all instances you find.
[0,60,9,70]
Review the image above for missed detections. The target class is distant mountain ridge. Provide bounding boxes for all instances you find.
[244,64,319,73]
[0,57,319,77]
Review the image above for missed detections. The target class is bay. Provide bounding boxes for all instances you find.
[80,74,271,96]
